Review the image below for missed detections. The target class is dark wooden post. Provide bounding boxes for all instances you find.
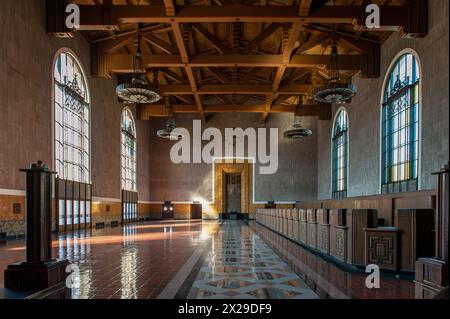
[4,161,70,292]
[415,162,449,298]
[434,163,449,262]
[24,161,53,263]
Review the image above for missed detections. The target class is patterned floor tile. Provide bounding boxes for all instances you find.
[187,221,319,299]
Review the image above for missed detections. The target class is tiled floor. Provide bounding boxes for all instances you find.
[0,220,415,299]
[187,221,318,299]
[252,222,415,299]
[0,220,220,299]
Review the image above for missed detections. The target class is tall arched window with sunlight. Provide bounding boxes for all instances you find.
[54,50,92,232]
[121,109,138,222]
[332,109,348,199]
[121,109,137,191]
[382,52,420,193]
[54,51,90,183]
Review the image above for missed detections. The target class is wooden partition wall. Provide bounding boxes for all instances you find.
[256,190,436,273]
[297,190,436,226]
[55,178,92,232]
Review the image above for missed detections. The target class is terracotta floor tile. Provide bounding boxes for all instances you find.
[0,220,415,299]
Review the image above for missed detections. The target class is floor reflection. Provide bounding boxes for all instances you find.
[187,221,318,299]
[251,221,415,299]
[0,220,219,299]
[0,220,414,299]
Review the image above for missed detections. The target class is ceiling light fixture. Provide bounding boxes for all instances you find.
[157,98,183,140]
[313,25,356,104]
[284,98,313,139]
[116,24,162,104]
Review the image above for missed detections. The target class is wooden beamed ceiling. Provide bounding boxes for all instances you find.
[47,0,428,123]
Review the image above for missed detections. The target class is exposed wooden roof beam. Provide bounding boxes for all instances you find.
[138,103,331,119]
[157,84,312,95]
[101,54,365,72]
[163,0,206,123]
[261,22,303,123]
[143,34,179,55]
[47,3,427,37]
[243,23,282,52]
[191,23,231,54]
[299,0,313,17]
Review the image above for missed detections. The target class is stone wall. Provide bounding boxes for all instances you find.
[148,113,319,206]
[0,0,448,225]
[0,0,152,230]
[317,0,449,199]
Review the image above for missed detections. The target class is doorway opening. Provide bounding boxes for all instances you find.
[213,159,253,220]
[225,173,242,215]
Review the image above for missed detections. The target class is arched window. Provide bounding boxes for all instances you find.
[121,108,137,191]
[54,50,92,232]
[332,109,348,198]
[381,52,420,193]
[54,50,90,183]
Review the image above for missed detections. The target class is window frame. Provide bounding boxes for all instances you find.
[121,107,138,192]
[380,49,422,194]
[53,48,91,184]
[52,49,92,232]
[331,108,349,199]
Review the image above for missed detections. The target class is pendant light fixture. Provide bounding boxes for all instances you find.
[157,98,183,140]
[312,24,356,104]
[116,23,162,104]
[284,97,313,139]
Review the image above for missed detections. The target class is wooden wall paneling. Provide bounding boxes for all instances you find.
[365,228,399,271]
[307,209,317,248]
[299,209,308,244]
[348,209,378,266]
[300,190,435,227]
[395,209,435,272]
[284,209,289,237]
[286,209,292,239]
[317,209,330,255]
[272,209,276,232]
[415,258,448,298]
[330,209,347,262]
[293,209,299,241]
[278,209,282,234]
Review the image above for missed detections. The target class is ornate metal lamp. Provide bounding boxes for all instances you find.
[284,98,313,139]
[116,24,162,104]
[313,26,356,104]
[157,99,183,140]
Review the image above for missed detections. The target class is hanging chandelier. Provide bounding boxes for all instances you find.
[116,24,162,104]
[313,26,356,104]
[157,99,183,140]
[284,98,313,139]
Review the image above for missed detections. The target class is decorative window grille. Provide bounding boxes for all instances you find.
[332,110,348,198]
[54,51,90,183]
[54,51,91,231]
[121,109,137,192]
[382,53,420,193]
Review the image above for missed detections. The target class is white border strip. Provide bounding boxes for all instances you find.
[92,197,121,203]
[0,189,26,196]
